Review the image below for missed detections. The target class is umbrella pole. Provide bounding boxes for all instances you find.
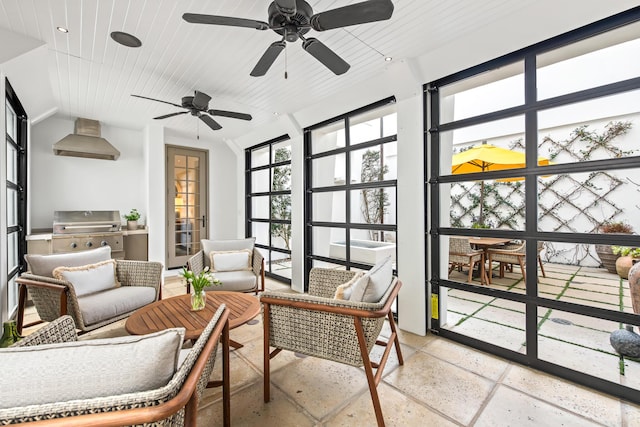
[479,181,485,226]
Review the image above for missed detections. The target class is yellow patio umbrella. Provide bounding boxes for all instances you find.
[451,142,551,225]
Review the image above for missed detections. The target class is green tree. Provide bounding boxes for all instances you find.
[360,149,389,241]
[271,147,292,250]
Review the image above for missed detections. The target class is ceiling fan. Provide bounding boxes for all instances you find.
[182,0,394,77]
[131,91,252,131]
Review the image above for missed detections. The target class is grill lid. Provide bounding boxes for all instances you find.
[53,210,121,234]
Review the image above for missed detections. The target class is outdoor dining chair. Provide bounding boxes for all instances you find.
[487,241,546,284]
[448,237,488,284]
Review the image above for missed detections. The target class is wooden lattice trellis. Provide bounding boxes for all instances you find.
[449,121,633,266]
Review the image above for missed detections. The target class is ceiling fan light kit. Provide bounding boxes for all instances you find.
[183,0,394,77]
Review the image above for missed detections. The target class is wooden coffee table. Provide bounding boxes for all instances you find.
[125,291,261,348]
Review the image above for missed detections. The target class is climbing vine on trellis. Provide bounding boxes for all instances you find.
[450,120,634,265]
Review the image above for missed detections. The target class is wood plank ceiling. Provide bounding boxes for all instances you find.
[0,0,616,142]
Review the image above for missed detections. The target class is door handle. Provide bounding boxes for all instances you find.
[202,215,206,228]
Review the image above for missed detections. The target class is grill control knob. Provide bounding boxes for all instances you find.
[86,242,93,248]
[70,242,77,249]
[100,241,108,247]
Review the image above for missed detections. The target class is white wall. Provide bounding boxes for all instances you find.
[30,116,146,230]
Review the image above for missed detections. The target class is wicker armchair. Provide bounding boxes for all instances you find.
[448,237,488,284]
[16,259,163,335]
[487,241,546,284]
[1,308,230,427]
[187,238,265,294]
[261,268,403,427]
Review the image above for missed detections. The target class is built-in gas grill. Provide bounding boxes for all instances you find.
[52,210,124,258]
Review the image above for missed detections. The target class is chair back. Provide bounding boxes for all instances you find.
[449,237,472,255]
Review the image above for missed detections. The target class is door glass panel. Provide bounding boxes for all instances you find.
[350,142,398,183]
[7,188,17,227]
[270,250,292,278]
[251,196,270,219]
[350,187,396,225]
[314,227,345,259]
[7,231,18,272]
[7,143,17,183]
[252,222,269,246]
[167,147,207,268]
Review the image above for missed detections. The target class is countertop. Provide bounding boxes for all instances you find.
[27,226,149,240]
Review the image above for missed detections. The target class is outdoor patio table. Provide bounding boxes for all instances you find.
[469,237,513,279]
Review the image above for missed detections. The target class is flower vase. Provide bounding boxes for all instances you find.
[191,289,206,311]
[0,320,21,348]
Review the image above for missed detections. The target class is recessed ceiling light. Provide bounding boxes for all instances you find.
[273,112,280,116]
[384,56,392,62]
[56,26,69,33]
[110,31,142,48]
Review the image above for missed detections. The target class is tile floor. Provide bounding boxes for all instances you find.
[21,270,640,426]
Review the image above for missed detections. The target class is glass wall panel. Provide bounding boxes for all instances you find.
[272,140,291,163]
[349,187,396,225]
[350,141,397,183]
[537,168,640,235]
[271,195,291,220]
[441,287,527,353]
[311,121,345,155]
[312,191,346,223]
[312,154,346,187]
[439,62,524,124]
[440,116,527,178]
[270,250,292,278]
[313,227,345,259]
[7,232,18,272]
[272,166,291,191]
[537,21,640,100]
[252,222,269,246]
[538,307,634,385]
[446,179,526,230]
[251,196,270,219]
[251,145,269,167]
[537,91,640,166]
[251,169,270,193]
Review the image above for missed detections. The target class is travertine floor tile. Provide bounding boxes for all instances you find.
[475,385,602,427]
[198,381,317,427]
[503,364,622,426]
[422,338,510,382]
[327,382,459,427]
[269,356,368,420]
[385,351,494,425]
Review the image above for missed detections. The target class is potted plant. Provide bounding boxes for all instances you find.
[612,246,640,279]
[595,221,633,274]
[124,208,141,230]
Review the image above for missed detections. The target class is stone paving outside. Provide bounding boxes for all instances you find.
[446,261,640,390]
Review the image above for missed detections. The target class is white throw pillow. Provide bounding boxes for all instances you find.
[0,328,184,409]
[333,272,363,300]
[25,246,112,278]
[209,249,252,272]
[349,256,393,303]
[53,259,120,297]
[201,238,255,268]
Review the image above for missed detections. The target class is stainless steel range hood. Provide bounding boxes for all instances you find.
[53,118,120,160]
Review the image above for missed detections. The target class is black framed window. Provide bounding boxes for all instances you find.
[5,78,28,318]
[305,97,398,286]
[246,135,292,283]
[427,7,640,403]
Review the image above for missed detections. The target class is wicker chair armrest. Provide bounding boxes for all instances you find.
[252,248,264,276]
[17,273,69,289]
[115,260,163,289]
[11,315,78,347]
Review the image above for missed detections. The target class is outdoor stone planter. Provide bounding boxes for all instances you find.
[616,256,637,279]
[628,261,640,314]
[596,244,619,274]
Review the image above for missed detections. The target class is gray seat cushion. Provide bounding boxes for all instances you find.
[78,286,156,326]
[205,270,256,292]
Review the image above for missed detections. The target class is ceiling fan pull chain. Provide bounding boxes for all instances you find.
[284,44,288,79]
